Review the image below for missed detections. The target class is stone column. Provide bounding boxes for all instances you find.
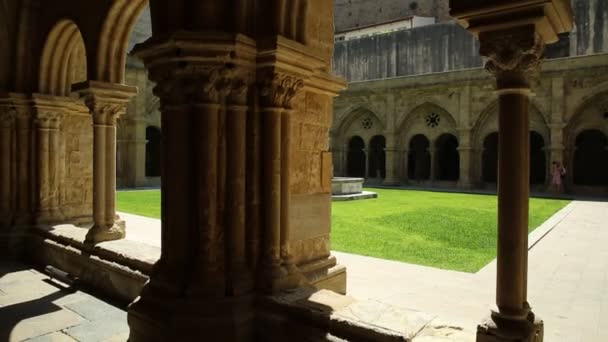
[364,149,370,179]
[258,71,304,291]
[383,133,400,186]
[226,75,252,295]
[402,149,410,183]
[74,81,137,243]
[479,26,547,342]
[458,128,473,189]
[449,2,573,337]
[0,108,15,226]
[429,147,436,183]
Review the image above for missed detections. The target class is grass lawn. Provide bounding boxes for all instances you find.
[117,188,570,273]
[332,188,569,272]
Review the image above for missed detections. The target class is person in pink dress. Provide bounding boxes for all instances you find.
[551,161,566,195]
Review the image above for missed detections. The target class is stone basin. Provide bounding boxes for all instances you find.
[331,177,364,195]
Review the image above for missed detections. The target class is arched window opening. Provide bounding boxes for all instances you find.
[530,131,546,185]
[347,136,366,177]
[482,133,498,183]
[436,134,460,181]
[408,134,431,180]
[369,135,386,179]
[573,130,608,186]
[146,126,161,178]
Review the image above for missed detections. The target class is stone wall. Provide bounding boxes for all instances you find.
[335,0,450,32]
[332,53,608,194]
[333,0,608,82]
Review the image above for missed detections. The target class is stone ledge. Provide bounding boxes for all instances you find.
[332,191,378,202]
[260,288,462,342]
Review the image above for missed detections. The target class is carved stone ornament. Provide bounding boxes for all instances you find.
[152,64,251,107]
[479,27,545,89]
[0,108,17,128]
[87,102,126,126]
[35,111,63,129]
[258,71,304,109]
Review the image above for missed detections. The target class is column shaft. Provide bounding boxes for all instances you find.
[262,107,283,277]
[246,109,261,268]
[15,113,31,223]
[496,93,530,317]
[280,110,294,269]
[227,105,248,294]
[0,116,13,224]
[92,121,107,229]
[105,122,117,226]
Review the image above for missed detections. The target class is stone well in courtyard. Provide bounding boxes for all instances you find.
[331,177,378,201]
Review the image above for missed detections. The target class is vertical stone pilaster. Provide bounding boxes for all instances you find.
[429,147,436,184]
[402,149,410,183]
[258,70,304,291]
[0,108,16,226]
[458,128,473,189]
[33,110,64,223]
[383,133,400,185]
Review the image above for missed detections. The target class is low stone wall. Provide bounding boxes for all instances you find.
[331,177,364,195]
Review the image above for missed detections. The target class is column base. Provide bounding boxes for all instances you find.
[128,290,254,342]
[85,222,126,244]
[477,310,543,342]
[382,178,401,186]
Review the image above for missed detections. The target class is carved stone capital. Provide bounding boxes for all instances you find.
[479,27,545,89]
[151,64,234,107]
[35,110,63,129]
[0,108,16,128]
[88,103,126,126]
[258,70,304,109]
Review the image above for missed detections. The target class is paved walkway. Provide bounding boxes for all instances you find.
[0,263,128,341]
[2,200,606,341]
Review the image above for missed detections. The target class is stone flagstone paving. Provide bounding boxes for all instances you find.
[1,200,606,341]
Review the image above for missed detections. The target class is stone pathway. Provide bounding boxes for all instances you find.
[0,263,128,342]
[3,200,605,341]
[337,200,608,342]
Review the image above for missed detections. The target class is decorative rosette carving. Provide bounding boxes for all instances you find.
[479,28,545,89]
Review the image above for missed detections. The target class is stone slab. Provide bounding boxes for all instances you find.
[64,311,129,341]
[27,332,78,342]
[332,191,378,201]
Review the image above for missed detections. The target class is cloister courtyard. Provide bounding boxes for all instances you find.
[116,188,570,272]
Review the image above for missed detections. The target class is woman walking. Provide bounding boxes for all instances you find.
[551,161,566,196]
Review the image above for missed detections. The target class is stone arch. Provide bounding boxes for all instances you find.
[96,0,148,83]
[368,135,386,179]
[565,90,608,189]
[39,19,87,96]
[435,133,460,181]
[472,100,550,149]
[398,102,458,147]
[480,131,548,185]
[336,107,385,148]
[145,126,161,178]
[530,131,546,185]
[572,130,608,186]
[481,132,499,183]
[347,136,366,177]
[408,134,431,181]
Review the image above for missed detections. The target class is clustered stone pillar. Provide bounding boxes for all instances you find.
[258,71,304,291]
[74,81,136,243]
[429,147,436,183]
[477,26,546,341]
[402,149,410,183]
[384,133,399,185]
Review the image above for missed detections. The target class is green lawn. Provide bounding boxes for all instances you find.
[332,188,569,272]
[117,188,569,273]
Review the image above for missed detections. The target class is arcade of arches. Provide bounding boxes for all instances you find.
[332,56,608,194]
[0,0,588,341]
